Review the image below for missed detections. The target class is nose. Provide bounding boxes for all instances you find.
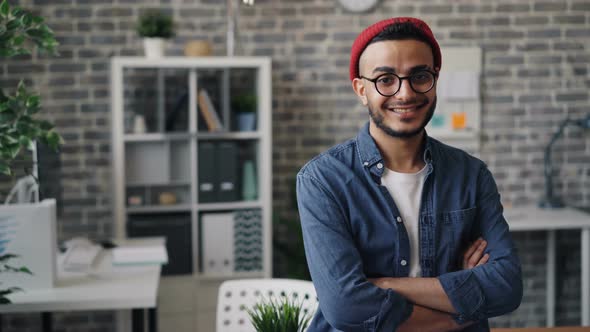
[395,78,417,101]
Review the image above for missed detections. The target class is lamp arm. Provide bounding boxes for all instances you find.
[540,115,590,208]
[226,0,255,56]
[226,0,237,56]
[543,118,575,201]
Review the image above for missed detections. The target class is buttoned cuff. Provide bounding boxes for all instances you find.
[438,270,485,322]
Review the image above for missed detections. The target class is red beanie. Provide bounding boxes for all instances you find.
[349,17,442,81]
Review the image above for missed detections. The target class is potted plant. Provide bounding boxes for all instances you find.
[0,0,62,303]
[136,9,174,58]
[247,296,312,332]
[231,93,257,131]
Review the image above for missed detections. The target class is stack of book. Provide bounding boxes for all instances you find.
[112,242,168,266]
[198,89,222,132]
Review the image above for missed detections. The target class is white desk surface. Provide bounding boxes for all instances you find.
[0,238,164,313]
[505,205,590,231]
[502,205,590,327]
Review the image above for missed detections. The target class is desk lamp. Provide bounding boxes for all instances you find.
[539,114,590,209]
[227,0,255,56]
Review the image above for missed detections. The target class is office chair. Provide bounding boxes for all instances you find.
[216,278,318,332]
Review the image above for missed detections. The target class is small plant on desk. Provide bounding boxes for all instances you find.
[246,296,312,332]
[0,0,62,303]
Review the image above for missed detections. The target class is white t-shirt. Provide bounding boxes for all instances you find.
[381,165,428,277]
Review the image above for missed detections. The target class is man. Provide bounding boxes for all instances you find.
[296,17,522,332]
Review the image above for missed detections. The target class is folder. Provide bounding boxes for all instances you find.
[198,142,218,203]
[216,141,239,202]
[201,212,235,275]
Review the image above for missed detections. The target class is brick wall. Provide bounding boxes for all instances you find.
[1,0,589,330]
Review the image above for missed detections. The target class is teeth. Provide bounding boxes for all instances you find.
[390,109,414,113]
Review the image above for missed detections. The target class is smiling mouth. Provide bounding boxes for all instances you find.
[389,107,418,114]
[387,104,425,114]
[384,98,429,114]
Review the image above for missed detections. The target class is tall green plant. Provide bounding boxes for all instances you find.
[0,0,61,303]
[246,296,312,332]
[0,0,62,176]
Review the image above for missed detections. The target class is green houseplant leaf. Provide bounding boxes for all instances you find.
[136,9,174,38]
[0,0,9,16]
[0,0,62,304]
[0,254,19,263]
[0,161,10,175]
[231,93,257,113]
[246,296,312,332]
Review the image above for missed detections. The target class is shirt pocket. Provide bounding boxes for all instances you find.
[435,206,477,273]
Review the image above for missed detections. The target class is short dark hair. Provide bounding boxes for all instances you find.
[367,22,437,64]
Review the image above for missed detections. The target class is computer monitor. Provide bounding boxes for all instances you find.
[36,143,62,216]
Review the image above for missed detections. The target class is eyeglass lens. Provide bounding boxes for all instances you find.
[375,71,435,96]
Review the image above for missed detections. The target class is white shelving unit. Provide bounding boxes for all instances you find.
[110,56,272,331]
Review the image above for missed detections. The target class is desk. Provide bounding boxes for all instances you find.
[505,206,590,327]
[0,238,165,332]
[492,328,590,332]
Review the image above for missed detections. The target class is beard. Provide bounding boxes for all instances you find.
[368,96,436,139]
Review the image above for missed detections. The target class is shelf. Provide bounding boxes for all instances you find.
[124,133,193,142]
[127,204,192,214]
[198,271,265,281]
[196,131,261,140]
[123,132,262,141]
[112,56,271,69]
[112,58,272,313]
[126,181,191,187]
[197,201,262,211]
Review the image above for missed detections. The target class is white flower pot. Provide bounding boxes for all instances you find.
[143,38,165,58]
[133,114,147,134]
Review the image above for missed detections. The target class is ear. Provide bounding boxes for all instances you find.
[352,78,368,106]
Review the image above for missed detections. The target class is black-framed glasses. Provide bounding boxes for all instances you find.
[360,70,437,97]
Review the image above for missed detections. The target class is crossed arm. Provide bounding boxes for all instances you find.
[368,239,489,332]
[298,168,522,331]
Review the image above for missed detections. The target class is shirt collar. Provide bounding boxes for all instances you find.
[356,122,434,173]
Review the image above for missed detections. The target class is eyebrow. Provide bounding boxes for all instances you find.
[372,64,431,74]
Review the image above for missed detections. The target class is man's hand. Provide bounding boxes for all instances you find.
[462,237,489,269]
[366,237,491,321]
[396,305,471,332]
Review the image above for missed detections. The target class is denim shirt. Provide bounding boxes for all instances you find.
[296,123,523,332]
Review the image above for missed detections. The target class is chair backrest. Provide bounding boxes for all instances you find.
[216,278,318,332]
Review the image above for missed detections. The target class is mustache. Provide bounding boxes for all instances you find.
[385,97,429,108]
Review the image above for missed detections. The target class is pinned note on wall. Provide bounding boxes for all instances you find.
[451,112,467,130]
[427,47,482,152]
[437,71,480,100]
